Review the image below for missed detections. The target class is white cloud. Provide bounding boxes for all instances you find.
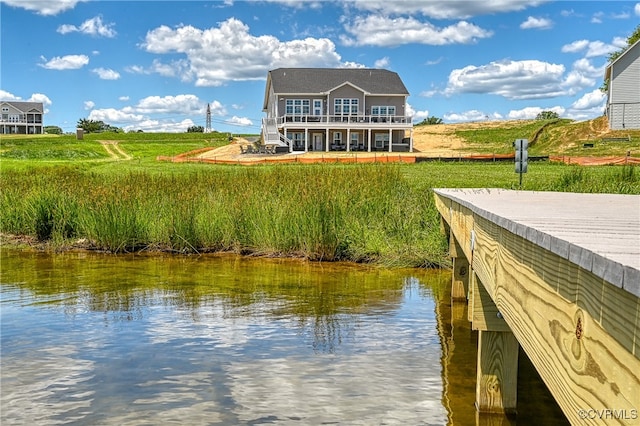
[506,106,565,120]
[92,68,120,80]
[520,16,553,30]
[636,3,640,17]
[1,0,84,15]
[84,101,95,110]
[82,95,230,132]
[348,0,546,20]
[125,118,197,133]
[119,96,129,101]
[88,108,145,124]
[565,90,607,120]
[425,57,444,66]
[445,59,568,100]
[39,54,89,70]
[444,110,503,122]
[140,18,353,86]
[374,57,390,68]
[341,16,492,47]
[0,90,52,112]
[29,93,53,109]
[57,16,117,37]
[405,103,429,122]
[591,12,604,24]
[561,38,623,57]
[570,89,606,110]
[226,116,253,127]
[134,94,213,115]
[0,89,21,101]
[561,39,589,53]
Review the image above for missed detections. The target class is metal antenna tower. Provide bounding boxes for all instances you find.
[205,103,212,133]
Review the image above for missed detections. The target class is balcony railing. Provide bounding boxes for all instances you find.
[276,114,412,126]
[0,118,42,124]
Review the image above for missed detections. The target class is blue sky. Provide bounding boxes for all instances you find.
[1,0,639,133]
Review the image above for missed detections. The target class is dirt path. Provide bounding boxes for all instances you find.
[196,126,478,162]
[99,140,132,160]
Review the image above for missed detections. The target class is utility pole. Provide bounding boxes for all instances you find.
[205,103,212,133]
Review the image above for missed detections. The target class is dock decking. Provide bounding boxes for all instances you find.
[434,188,639,425]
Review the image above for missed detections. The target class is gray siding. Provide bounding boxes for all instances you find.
[609,41,640,130]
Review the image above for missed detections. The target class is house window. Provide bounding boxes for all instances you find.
[1,107,8,112]
[351,133,359,149]
[374,133,389,149]
[333,131,342,146]
[334,98,358,116]
[371,106,396,117]
[285,99,310,116]
[313,100,323,116]
[287,132,306,149]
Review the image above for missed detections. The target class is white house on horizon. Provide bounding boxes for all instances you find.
[0,101,44,134]
[261,68,413,153]
[604,39,640,130]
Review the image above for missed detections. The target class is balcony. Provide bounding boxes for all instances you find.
[276,114,412,128]
[0,117,42,124]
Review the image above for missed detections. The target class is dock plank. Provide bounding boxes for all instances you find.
[434,189,640,425]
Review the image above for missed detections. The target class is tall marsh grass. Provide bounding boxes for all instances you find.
[0,165,447,266]
[1,163,637,266]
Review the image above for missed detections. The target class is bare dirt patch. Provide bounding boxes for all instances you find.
[99,140,132,160]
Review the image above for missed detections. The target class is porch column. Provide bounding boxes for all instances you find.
[346,128,350,152]
[409,127,414,153]
[325,129,330,152]
[367,129,372,152]
[284,127,292,153]
[388,129,392,152]
[305,129,309,153]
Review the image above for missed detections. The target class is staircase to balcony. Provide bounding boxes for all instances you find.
[262,118,290,148]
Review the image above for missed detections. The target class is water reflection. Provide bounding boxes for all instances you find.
[1,250,449,425]
[1,250,566,425]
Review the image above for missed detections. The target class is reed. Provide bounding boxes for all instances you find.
[1,162,637,266]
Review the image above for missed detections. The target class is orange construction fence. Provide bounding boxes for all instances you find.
[157,153,418,165]
[157,149,639,167]
[549,156,640,166]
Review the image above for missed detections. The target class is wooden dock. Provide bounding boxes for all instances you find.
[434,188,639,425]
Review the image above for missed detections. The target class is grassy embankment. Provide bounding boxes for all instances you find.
[1,123,638,267]
[446,116,640,156]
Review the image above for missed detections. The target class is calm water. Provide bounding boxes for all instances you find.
[0,250,566,425]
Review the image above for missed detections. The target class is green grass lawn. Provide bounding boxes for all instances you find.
[0,131,230,172]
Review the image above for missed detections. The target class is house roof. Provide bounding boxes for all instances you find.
[604,38,640,81]
[264,68,409,109]
[0,101,44,113]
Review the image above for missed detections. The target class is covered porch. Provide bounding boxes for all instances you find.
[283,127,413,153]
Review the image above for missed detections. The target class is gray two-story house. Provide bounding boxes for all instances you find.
[262,68,413,153]
[604,39,640,130]
[1,101,44,134]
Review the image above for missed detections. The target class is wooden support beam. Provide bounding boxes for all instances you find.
[476,330,519,414]
[434,189,640,425]
[452,259,468,301]
[471,271,510,332]
[451,237,469,302]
